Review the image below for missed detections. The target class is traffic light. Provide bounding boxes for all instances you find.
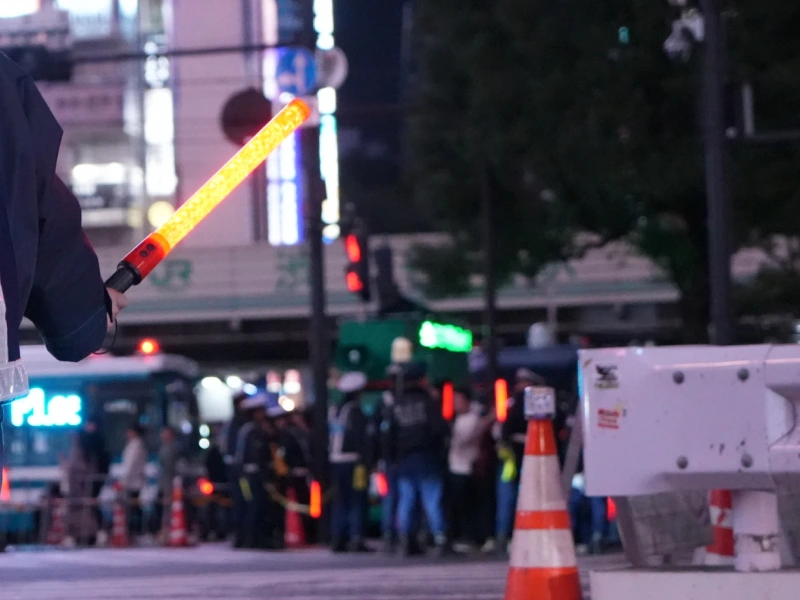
[344,231,371,302]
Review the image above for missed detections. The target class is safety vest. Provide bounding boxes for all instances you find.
[0,281,28,405]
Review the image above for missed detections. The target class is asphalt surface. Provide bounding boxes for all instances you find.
[0,544,627,599]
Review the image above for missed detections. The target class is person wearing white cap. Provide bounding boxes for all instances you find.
[329,371,371,553]
[233,394,272,548]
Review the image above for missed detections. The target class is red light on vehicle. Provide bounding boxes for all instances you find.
[139,338,160,355]
[198,478,214,496]
[495,379,508,422]
[442,382,454,421]
[310,481,322,519]
[346,270,364,292]
[345,234,361,262]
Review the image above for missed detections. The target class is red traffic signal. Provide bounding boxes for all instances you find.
[345,234,362,262]
[346,269,364,293]
[343,231,370,302]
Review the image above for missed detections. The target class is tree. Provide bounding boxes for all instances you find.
[407,0,800,342]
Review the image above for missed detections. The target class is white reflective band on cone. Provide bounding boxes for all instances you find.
[509,529,578,569]
[709,505,732,529]
[516,455,565,512]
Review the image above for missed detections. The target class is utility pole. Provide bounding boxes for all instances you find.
[301,0,331,542]
[701,0,733,345]
[479,158,499,400]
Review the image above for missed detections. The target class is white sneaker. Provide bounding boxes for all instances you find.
[96,530,109,547]
[61,536,76,549]
[481,538,496,554]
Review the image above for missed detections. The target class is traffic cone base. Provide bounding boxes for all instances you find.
[168,476,191,547]
[111,500,129,548]
[505,567,582,600]
[505,417,581,600]
[285,488,306,549]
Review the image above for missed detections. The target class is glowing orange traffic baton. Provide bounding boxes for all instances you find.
[105,99,311,293]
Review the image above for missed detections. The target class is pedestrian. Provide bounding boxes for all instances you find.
[234,396,272,549]
[329,371,371,553]
[282,410,313,543]
[204,427,229,540]
[224,391,251,547]
[154,426,180,542]
[0,51,128,485]
[485,368,546,555]
[266,407,290,549]
[82,417,110,544]
[388,363,450,557]
[63,431,99,547]
[119,424,148,539]
[447,387,494,552]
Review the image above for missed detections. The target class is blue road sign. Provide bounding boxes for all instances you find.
[276,47,317,97]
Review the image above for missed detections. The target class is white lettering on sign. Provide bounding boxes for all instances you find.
[11,388,83,427]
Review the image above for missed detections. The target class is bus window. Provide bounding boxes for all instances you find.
[85,381,156,458]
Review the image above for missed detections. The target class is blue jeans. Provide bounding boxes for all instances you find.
[331,463,366,540]
[396,453,445,537]
[496,472,519,539]
[567,488,607,544]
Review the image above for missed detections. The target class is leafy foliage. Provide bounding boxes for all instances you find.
[407,0,800,340]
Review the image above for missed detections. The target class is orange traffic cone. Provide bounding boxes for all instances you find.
[46,498,66,546]
[285,487,306,549]
[111,485,129,548]
[504,418,581,600]
[705,489,735,566]
[168,476,190,547]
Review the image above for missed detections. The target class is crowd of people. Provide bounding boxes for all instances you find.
[55,419,186,547]
[220,364,612,556]
[48,364,610,554]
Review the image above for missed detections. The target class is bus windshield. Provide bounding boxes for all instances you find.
[3,373,199,468]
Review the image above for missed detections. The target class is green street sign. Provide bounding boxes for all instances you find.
[418,321,473,353]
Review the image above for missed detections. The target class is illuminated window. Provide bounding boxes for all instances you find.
[0,0,39,18]
[262,0,340,245]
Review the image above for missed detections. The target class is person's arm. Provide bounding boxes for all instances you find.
[24,176,127,361]
[119,442,133,485]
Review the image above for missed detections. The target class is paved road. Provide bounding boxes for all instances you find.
[0,544,627,599]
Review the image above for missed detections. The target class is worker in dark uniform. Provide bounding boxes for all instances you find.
[491,367,546,554]
[265,406,289,549]
[388,363,450,557]
[0,51,128,485]
[281,409,313,542]
[329,372,371,553]
[224,391,250,547]
[234,395,270,549]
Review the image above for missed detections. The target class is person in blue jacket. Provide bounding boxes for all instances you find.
[0,51,128,478]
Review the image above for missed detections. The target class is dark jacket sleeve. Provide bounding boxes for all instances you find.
[24,176,109,362]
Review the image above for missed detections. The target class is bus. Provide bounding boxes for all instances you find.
[1,346,202,538]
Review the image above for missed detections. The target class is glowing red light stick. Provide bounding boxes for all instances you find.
[106,99,311,292]
[441,381,454,421]
[495,378,509,423]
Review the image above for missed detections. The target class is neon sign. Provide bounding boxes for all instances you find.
[418,321,473,353]
[11,388,83,427]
